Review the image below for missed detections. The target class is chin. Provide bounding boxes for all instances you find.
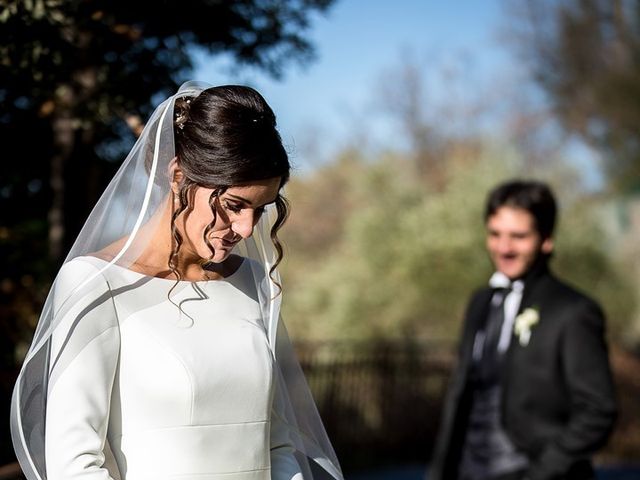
[503,268,526,280]
[209,252,232,264]
[496,262,524,280]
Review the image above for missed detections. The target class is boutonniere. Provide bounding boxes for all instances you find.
[514,307,540,346]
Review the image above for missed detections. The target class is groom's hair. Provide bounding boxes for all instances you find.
[484,180,557,239]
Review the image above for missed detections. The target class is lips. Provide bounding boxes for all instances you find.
[498,258,519,268]
[216,237,239,248]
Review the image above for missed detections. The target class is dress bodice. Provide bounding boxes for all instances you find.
[45,257,301,480]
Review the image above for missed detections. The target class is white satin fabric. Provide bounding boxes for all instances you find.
[45,256,302,480]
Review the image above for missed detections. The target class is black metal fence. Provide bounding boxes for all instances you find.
[296,339,455,472]
[296,340,640,474]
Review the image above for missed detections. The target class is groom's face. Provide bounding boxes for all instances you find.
[485,206,553,280]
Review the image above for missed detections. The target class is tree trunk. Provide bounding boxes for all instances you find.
[48,85,75,264]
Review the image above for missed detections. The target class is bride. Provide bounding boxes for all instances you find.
[10,82,343,480]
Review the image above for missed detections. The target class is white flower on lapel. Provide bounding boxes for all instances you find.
[514,307,539,347]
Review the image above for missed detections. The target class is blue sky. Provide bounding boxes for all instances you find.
[194,1,514,157]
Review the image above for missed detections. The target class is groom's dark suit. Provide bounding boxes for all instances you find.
[430,263,617,480]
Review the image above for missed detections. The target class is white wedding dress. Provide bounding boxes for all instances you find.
[45,256,302,480]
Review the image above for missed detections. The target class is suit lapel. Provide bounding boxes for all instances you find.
[503,267,551,393]
[460,289,493,371]
[515,260,551,314]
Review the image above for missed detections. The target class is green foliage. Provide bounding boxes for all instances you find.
[509,0,640,192]
[553,197,639,340]
[280,141,639,343]
[281,143,500,340]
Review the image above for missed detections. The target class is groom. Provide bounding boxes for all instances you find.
[429,180,617,480]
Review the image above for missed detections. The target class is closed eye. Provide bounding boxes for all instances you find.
[224,201,267,219]
[223,201,243,214]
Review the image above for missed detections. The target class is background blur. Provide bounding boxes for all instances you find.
[1,0,639,478]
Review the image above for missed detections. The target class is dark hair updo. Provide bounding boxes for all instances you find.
[173,85,290,186]
[168,85,291,280]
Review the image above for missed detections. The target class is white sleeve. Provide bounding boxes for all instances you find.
[270,375,304,480]
[45,259,120,480]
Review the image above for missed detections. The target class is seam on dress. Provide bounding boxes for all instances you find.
[113,420,270,437]
[128,319,195,422]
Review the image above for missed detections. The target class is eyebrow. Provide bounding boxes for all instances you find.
[226,193,253,205]
[486,228,532,236]
[226,193,278,207]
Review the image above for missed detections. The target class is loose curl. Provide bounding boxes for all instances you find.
[167,86,291,290]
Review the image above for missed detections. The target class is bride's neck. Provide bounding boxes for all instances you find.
[132,199,227,281]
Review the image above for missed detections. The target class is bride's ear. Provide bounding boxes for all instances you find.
[168,157,184,194]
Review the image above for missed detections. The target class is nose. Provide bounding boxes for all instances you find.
[231,214,255,239]
[496,237,513,254]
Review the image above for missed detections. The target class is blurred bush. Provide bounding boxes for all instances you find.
[280,139,638,345]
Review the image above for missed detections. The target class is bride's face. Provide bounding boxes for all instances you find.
[175,177,281,264]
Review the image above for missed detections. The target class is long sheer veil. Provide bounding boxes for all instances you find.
[10,81,343,480]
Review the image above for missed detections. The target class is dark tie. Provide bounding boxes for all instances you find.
[478,287,510,385]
